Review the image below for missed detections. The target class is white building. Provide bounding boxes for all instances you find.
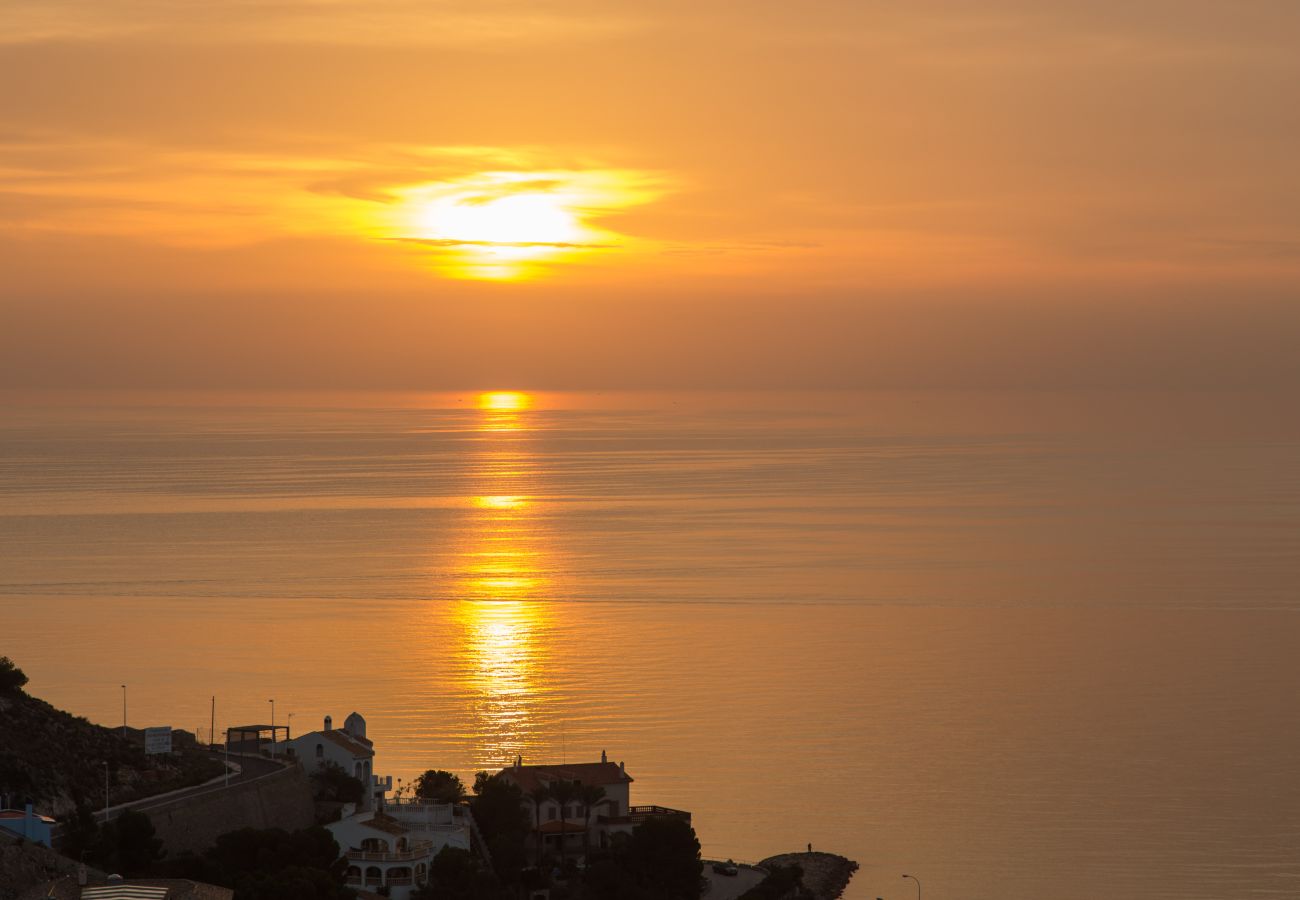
[282,712,471,898]
[279,712,392,810]
[497,751,690,859]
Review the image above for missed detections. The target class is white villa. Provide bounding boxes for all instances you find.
[330,802,472,897]
[497,751,690,859]
[280,712,472,899]
[279,712,391,811]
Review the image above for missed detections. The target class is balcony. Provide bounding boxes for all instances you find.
[344,839,434,862]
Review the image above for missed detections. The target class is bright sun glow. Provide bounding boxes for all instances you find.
[478,391,531,411]
[386,168,665,280]
[421,194,580,248]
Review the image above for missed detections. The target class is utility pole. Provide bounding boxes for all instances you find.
[268,699,275,754]
[120,684,127,733]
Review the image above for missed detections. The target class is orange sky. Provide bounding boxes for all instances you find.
[2,1,1299,389]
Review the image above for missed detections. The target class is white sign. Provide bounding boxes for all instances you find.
[145,726,172,755]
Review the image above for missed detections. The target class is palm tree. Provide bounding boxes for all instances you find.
[528,783,552,866]
[548,779,579,859]
[578,783,607,862]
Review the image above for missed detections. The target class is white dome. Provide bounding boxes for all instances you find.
[343,711,366,738]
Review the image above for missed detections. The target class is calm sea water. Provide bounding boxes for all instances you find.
[3,390,1299,899]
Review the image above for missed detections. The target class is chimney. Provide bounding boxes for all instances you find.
[601,750,607,764]
[324,715,333,731]
[619,761,625,773]
[515,755,522,769]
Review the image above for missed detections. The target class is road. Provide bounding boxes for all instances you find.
[99,753,286,821]
[704,864,766,900]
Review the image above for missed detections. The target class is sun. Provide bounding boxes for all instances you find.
[384,168,665,280]
[422,194,580,250]
[478,391,531,411]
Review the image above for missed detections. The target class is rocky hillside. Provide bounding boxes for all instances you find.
[0,658,224,818]
[0,830,105,900]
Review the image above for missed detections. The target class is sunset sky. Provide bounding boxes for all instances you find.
[3,0,1299,389]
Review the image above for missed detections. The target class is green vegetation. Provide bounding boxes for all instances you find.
[167,825,354,900]
[310,761,365,804]
[468,771,530,882]
[413,769,466,804]
[412,847,512,900]
[94,810,166,876]
[0,657,28,695]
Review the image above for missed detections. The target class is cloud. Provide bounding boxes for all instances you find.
[0,0,641,47]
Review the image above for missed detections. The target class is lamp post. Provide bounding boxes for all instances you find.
[902,874,920,900]
[287,712,294,741]
[268,699,275,753]
[120,684,127,732]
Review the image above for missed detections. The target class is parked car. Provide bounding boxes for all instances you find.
[712,860,739,876]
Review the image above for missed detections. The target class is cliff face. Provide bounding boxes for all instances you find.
[0,688,223,818]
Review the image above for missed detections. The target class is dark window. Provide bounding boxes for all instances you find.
[315,744,324,758]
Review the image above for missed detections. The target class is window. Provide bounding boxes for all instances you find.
[547,805,556,821]
[315,744,324,759]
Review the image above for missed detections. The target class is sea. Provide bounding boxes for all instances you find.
[3,389,1299,899]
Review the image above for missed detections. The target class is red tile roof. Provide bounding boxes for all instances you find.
[318,730,374,758]
[498,761,632,793]
[360,813,408,836]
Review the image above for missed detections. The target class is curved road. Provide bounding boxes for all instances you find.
[99,754,288,821]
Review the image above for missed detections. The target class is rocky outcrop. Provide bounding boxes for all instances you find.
[759,852,859,900]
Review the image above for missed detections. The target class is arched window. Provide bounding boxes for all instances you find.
[315,743,324,759]
[364,866,382,886]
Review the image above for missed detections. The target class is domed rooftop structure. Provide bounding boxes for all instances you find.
[343,711,366,740]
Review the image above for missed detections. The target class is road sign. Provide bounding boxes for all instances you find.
[145,726,172,755]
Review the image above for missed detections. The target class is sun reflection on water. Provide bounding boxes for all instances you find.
[451,391,555,768]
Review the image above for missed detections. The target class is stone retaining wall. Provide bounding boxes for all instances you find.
[143,763,315,856]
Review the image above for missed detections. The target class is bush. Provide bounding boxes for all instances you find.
[413,769,465,804]
[311,761,365,804]
[0,657,28,694]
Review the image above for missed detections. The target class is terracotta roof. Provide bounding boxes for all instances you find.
[498,761,633,793]
[360,813,408,836]
[317,729,374,758]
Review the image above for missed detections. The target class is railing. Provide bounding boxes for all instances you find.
[345,840,434,862]
[628,805,691,825]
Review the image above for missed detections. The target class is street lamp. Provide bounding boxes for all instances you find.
[902,874,920,900]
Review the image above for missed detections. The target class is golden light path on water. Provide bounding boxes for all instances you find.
[451,391,553,768]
